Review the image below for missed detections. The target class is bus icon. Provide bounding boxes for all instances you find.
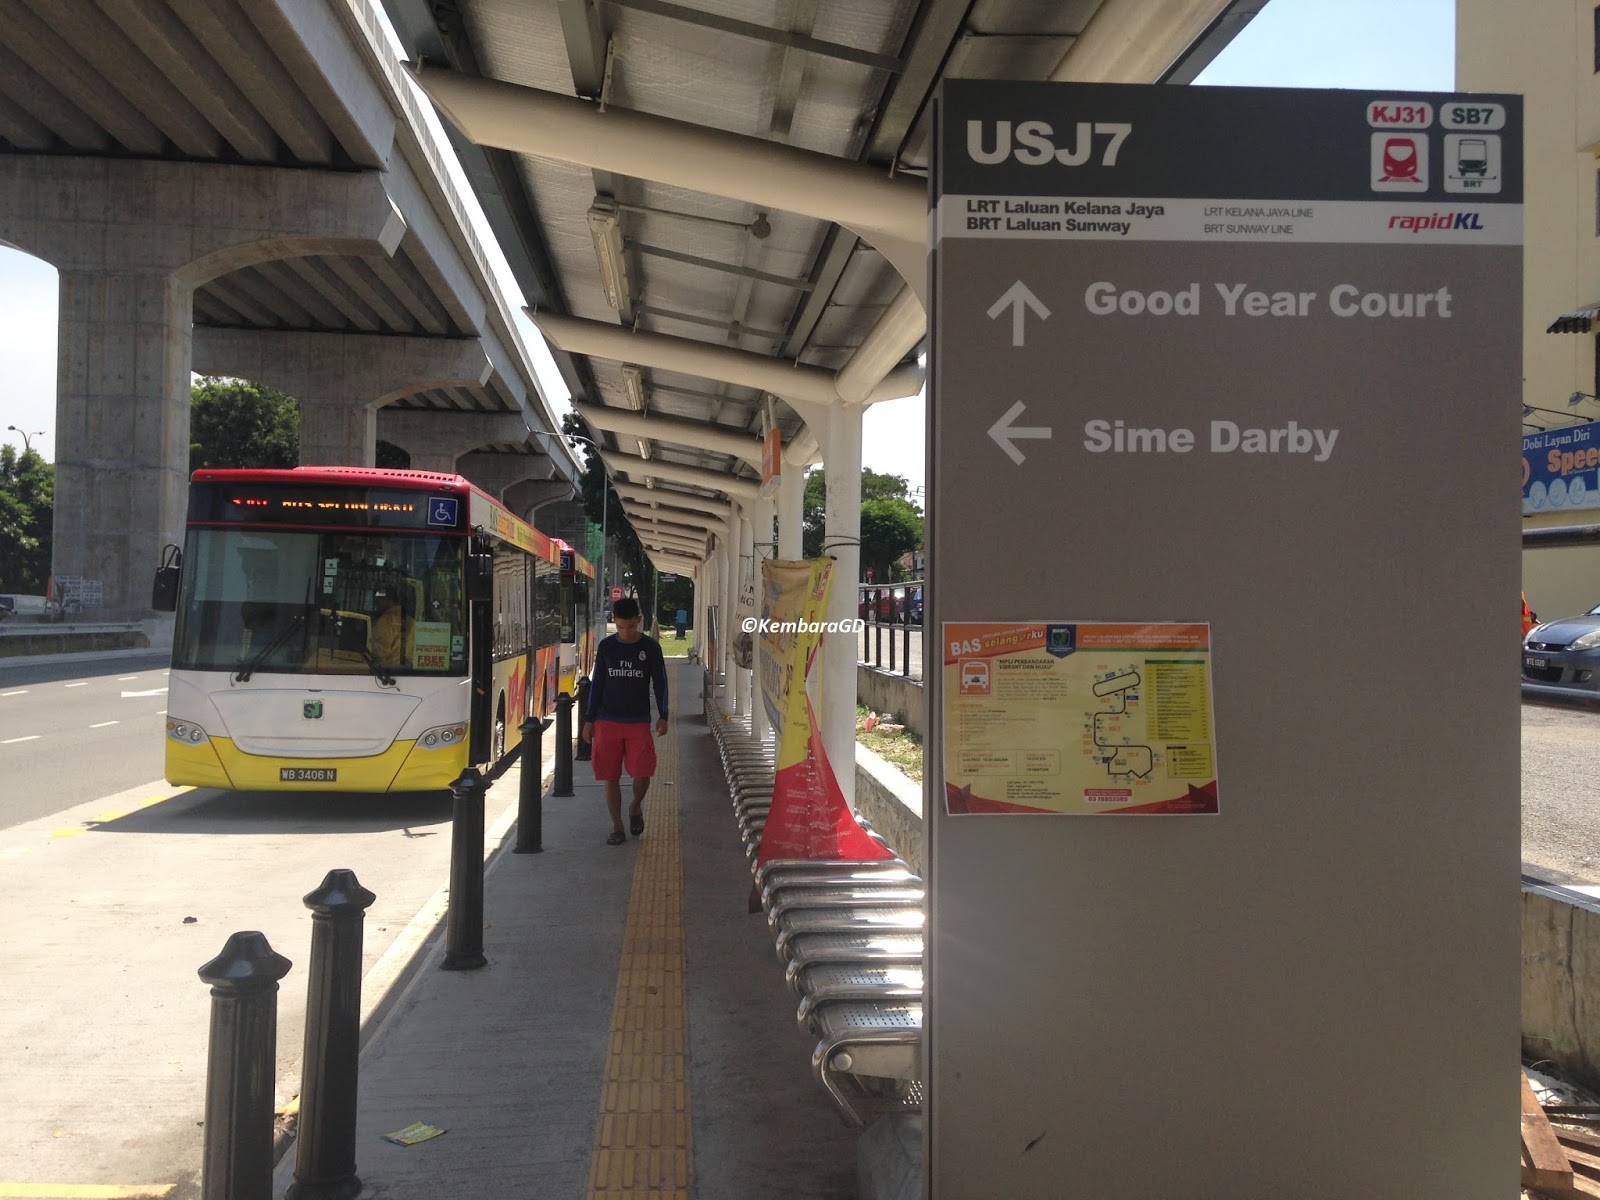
[959,659,990,694]
[1444,133,1501,194]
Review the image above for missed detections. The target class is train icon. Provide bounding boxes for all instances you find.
[1371,132,1428,192]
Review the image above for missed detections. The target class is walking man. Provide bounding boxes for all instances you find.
[582,596,669,845]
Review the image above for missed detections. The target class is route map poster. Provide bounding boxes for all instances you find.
[943,621,1217,816]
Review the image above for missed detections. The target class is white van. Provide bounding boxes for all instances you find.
[0,594,49,619]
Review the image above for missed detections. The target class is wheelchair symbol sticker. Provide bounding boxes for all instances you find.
[427,497,459,527]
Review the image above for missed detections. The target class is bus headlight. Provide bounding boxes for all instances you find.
[418,723,467,749]
[166,719,210,745]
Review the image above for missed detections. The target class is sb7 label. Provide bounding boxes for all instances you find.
[1441,103,1506,131]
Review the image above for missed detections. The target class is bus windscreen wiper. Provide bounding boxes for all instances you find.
[356,643,397,689]
[233,611,307,683]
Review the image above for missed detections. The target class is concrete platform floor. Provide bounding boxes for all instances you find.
[273,659,863,1199]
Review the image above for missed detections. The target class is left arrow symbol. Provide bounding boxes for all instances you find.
[986,281,1051,347]
[988,401,1053,465]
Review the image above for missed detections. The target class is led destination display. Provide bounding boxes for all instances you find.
[187,483,468,532]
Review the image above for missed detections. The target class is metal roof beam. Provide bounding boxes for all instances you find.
[601,0,903,73]
[600,449,759,502]
[410,65,925,282]
[575,402,765,466]
[1049,0,1236,83]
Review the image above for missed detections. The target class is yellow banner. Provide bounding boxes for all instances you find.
[757,558,834,768]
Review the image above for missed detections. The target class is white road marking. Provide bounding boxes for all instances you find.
[91,721,119,728]
[120,688,168,698]
[64,681,88,688]
[2,735,40,744]
[1,690,25,697]
[117,675,139,681]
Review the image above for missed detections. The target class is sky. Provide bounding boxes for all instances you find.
[0,0,1456,476]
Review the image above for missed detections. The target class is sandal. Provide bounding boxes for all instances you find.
[629,812,645,836]
[606,830,626,846]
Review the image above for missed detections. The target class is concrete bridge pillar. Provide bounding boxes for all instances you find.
[531,498,588,551]
[1,157,406,617]
[505,479,576,522]
[299,400,380,467]
[52,268,193,619]
[457,450,538,501]
[194,330,492,467]
[377,410,525,474]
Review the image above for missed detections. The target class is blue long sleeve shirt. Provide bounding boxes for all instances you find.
[586,633,669,723]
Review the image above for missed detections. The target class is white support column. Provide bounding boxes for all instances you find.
[822,404,864,805]
[734,505,754,720]
[721,527,738,702]
[777,436,808,559]
[750,491,774,746]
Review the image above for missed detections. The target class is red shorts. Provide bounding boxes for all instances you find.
[590,719,657,782]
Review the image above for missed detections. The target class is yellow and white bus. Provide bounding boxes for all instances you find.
[556,540,598,699]
[156,466,575,792]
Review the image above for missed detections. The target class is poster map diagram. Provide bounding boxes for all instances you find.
[943,622,1219,816]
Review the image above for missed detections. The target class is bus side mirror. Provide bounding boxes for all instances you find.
[151,544,182,612]
[466,552,493,601]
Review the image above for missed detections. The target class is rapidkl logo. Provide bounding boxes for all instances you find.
[1387,211,1485,233]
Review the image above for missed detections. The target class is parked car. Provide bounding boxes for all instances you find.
[1523,603,1600,690]
[908,585,923,625]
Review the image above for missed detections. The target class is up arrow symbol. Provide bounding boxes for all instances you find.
[986,281,1050,347]
[987,401,1053,465]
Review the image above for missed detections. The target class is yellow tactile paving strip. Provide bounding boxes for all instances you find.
[587,722,692,1200]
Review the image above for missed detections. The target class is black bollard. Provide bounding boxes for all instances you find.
[551,693,574,797]
[287,870,376,1200]
[514,717,549,853]
[198,931,293,1200]
[573,678,592,761]
[441,768,488,971]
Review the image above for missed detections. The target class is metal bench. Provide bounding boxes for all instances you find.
[810,1000,923,1127]
[765,885,926,929]
[774,906,926,963]
[782,932,925,992]
[793,961,924,1032]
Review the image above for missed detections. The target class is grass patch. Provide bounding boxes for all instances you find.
[856,703,923,782]
[657,632,695,658]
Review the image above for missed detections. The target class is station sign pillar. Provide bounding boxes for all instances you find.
[927,82,1523,1198]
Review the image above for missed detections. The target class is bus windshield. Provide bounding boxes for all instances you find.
[173,529,467,677]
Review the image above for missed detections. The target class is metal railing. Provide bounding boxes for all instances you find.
[858,581,923,679]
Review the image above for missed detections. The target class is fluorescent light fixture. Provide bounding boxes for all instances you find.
[621,364,647,411]
[587,199,629,310]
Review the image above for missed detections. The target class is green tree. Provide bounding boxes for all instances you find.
[802,468,923,578]
[859,496,924,583]
[189,377,299,469]
[0,445,54,594]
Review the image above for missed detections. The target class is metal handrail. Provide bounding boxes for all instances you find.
[856,580,923,679]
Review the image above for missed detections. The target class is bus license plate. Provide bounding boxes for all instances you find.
[281,767,337,783]
[1525,656,1549,671]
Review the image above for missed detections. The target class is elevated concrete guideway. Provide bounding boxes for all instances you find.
[0,0,584,620]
